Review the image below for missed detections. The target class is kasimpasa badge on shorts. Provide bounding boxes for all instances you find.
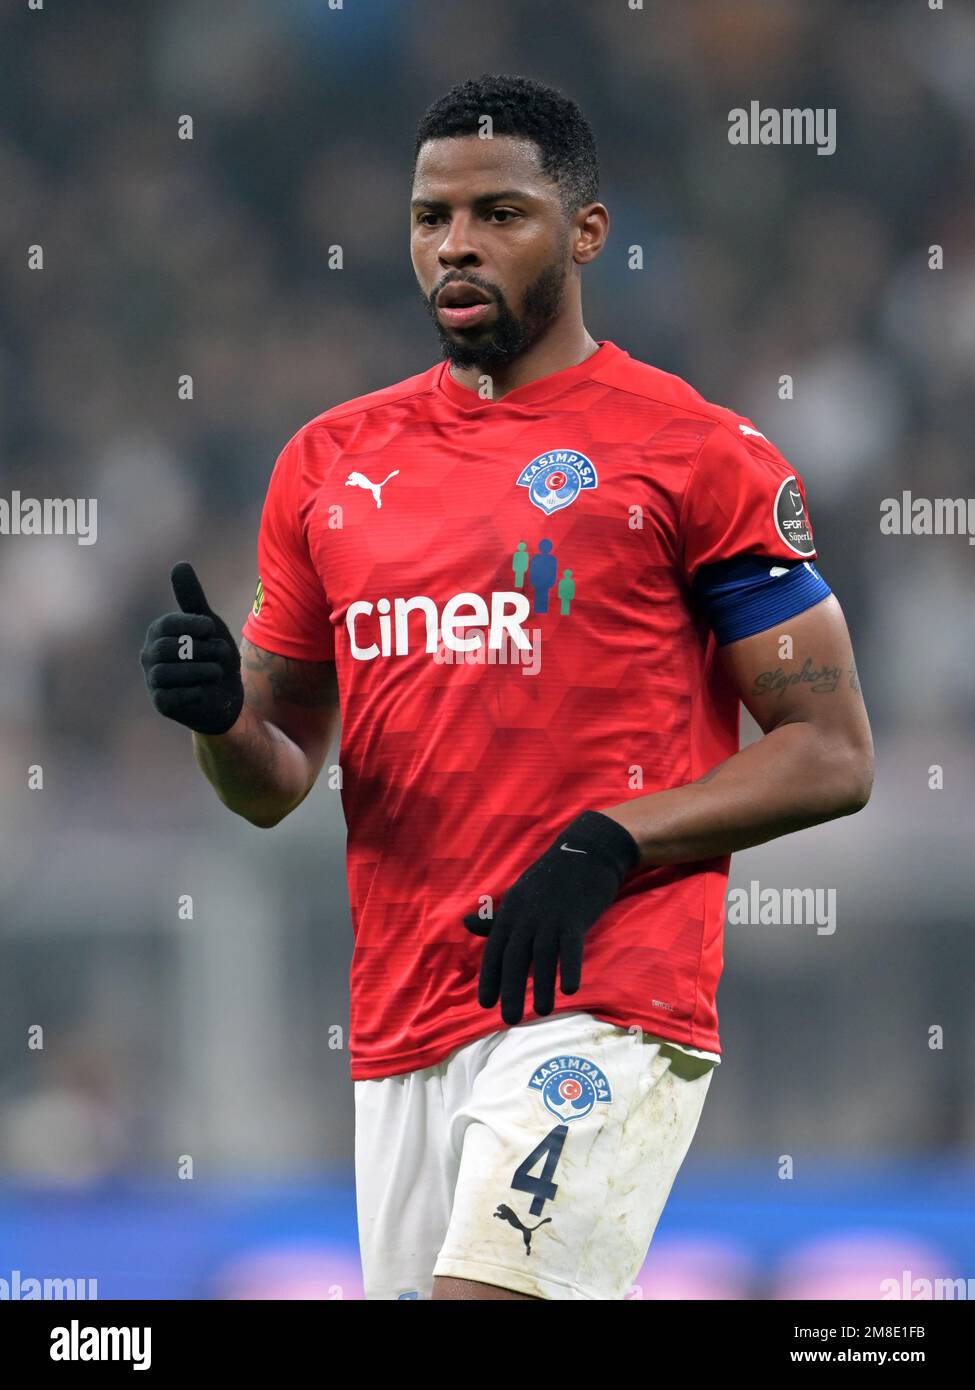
[516,449,597,515]
[527,1055,613,1122]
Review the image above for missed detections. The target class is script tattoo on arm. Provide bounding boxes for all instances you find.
[750,658,863,700]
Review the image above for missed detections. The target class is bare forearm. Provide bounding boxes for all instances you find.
[191,705,315,828]
[601,720,873,869]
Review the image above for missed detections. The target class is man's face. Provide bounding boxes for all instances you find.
[411,134,573,370]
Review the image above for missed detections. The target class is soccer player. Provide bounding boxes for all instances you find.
[141,75,874,1301]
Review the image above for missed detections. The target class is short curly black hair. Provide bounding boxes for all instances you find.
[413,74,599,218]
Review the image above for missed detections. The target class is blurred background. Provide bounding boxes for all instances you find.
[1,0,974,1299]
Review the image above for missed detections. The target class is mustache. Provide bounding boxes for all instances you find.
[430,276,501,306]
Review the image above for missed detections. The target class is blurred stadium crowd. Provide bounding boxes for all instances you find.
[1,0,974,1295]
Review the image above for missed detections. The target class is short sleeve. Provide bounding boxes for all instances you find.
[679,421,818,586]
[241,431,335,661]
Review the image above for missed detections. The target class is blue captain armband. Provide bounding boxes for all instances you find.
[692,554,832,646]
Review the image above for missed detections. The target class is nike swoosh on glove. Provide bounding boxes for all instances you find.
[462,809,640,1026]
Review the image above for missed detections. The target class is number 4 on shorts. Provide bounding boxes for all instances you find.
[511,1124,569,1216]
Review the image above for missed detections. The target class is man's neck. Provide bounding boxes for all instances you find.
[446,323,600,401]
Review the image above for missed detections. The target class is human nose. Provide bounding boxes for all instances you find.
[437,212,481,269]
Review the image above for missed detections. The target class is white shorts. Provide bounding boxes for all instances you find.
[353,1011,714,1300]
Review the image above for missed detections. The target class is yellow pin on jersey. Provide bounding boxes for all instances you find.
[252,577,264,616]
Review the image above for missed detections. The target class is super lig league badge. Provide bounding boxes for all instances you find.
[517,449,597,515]
[528,1056,613,1122]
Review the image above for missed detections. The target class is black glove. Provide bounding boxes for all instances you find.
[140,561,244,735]
[463,810,640,1026]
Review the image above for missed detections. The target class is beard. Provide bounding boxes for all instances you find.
[423,252,569,371]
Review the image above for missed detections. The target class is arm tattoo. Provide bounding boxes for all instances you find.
[751,658,841,697]
[751,658,863,699]
[241,639,339,710]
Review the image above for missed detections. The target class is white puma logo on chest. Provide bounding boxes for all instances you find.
[345,470,400,508]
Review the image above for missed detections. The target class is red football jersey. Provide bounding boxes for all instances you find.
[242,340,818,1079]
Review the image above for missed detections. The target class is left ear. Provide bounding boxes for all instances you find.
[572,203,609,265]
